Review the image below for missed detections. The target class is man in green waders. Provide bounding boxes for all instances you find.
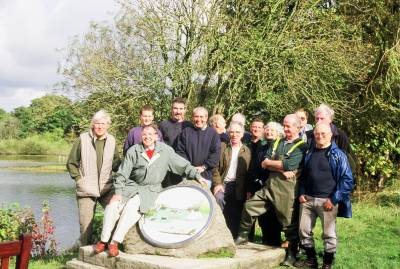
[235,114,308,267]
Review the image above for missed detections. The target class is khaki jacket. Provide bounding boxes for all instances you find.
[212,142,251,200]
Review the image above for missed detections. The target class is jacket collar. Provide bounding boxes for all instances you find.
[89,129,108,141]
[139,141,162,165]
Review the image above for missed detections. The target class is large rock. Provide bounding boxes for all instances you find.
[122,180,236,258]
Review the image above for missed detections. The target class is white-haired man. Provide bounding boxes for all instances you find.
[67,110,121,246]
[231,112,252,143]
[212,121,251,238]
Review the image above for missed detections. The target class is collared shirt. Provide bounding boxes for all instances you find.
[224,144,242,182]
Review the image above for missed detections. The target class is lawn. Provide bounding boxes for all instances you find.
[24,202,400,269]
[275,202,400,269]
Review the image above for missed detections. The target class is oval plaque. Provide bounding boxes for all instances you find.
[139,184,214,248]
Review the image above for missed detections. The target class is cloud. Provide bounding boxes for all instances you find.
[0,0,118,112]
[0,88,49,112]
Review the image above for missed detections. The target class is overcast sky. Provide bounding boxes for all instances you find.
[0,0,118,112]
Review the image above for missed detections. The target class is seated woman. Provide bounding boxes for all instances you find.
[94,124,206,256]
[212,121,251,238]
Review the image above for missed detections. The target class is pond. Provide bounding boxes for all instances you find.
[0,155,79,250]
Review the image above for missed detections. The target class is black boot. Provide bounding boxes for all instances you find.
[320,252,334,269]
[281,241,298,266]
[294,247,318,268]
[234,230,249,245]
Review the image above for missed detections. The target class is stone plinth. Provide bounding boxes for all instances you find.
[123,181,235,258]
[66,244,285,269]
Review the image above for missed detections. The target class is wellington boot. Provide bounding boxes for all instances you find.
[234,231,249,245]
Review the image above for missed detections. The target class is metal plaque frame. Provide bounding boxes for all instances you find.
[138,184,215,248]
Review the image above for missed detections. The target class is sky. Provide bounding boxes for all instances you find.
[0,0,118,112]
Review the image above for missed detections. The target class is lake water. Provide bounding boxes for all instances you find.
[0,155,80,250]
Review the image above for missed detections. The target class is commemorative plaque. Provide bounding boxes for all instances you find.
[139,184,214,248]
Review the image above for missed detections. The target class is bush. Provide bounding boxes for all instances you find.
[0,201,58,257]
[0,203,35,242]
[0,133,70,156]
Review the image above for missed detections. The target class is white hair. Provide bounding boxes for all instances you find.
[284,114,301,128]
[192,106,208,117]
[90,110,111,128]
[265,121,284,137]
[231,113,246,125]
[315,103,334,121]
[228,121,245,133]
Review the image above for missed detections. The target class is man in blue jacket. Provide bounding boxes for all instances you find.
[295,123,354,269]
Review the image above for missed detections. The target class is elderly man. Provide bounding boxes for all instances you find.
[159,97,193,148]
[212,121,251,238]
[231,112,252,143]
[123,105,163,155]
[66,110,121,246]
[94,124,207,256]
[306,104,356,173]
[235,114,308,267]
[176,107,221,188]
[294,123,354,269]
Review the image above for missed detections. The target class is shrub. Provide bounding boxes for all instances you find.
[0,201,58,257]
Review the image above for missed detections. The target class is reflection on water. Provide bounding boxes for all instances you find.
[0,157,79,250]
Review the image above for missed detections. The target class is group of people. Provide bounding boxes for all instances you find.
[66,97,355,269]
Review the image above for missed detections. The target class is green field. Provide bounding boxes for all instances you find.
[20,201,399,269]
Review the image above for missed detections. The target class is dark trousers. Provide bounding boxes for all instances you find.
[215,181,244,238]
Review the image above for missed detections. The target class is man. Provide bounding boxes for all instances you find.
[123,105,163,155]
[66,110,121,246]
[212,121,251,238]
[159,97,193,148]
[176,107,221,188]
[306,104,356,173]
[209,114,229,143]
[94,124,207,256]
[231,113,252,143]
[294,123,354,269]
[295,108,313,142]
[235,114,308,267]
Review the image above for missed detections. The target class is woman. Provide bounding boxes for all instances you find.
[94,124,206,256]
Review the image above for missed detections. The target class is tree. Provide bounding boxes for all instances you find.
[12,95,77,137]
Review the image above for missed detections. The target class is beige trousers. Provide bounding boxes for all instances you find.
[299,196,339,253]
[77,191,112,246]
[100,195,142,243]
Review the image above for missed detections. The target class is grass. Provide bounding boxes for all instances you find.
[9,250,77,269]
[0,165,67,173]
[275,202,400,269]
[0,135,71,156]
[198,247,235,258]
[10,200,400,268]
